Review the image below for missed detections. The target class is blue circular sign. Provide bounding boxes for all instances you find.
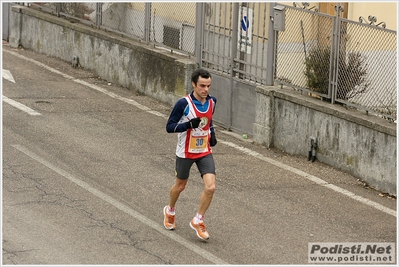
[241,16,250,31]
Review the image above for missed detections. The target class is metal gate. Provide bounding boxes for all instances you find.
[199,2,275,132]
[201,2,273,84]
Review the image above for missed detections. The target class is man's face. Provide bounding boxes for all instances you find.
[192,76,211,100]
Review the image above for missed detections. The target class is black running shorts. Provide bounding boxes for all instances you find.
[175,154,216,180]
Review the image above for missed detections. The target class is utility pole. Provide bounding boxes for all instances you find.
[266,2,277,86]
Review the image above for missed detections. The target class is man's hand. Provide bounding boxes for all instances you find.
[210,132,217,146]
[186,118,201,129]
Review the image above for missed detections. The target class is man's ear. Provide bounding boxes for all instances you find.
[192,81,196,88]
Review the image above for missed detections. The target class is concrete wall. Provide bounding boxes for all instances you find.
[9,6,196,107]
[9,6,397,195]
[254,86,396,195]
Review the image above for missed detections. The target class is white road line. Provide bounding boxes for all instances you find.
[2,95,41,116]
[3,50,168,119]
[220,141,397,218]
[3,69,16,83]
[11,144,229,265]
[4,49,396,218]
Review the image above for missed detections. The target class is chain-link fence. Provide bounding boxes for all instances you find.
[336,18,397,119]
[275,4,396,121]
[23,2,397,121]
[276,7,334,99]
[28,2,197,52]
[100,2,146,40]
[149,2,196,54]
[27,3,97,26]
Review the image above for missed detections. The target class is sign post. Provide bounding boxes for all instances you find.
[237,6,253,54]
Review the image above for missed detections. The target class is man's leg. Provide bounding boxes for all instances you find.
[169,178,188,208]
[164,178,187,230]
[169,156,193,208]
[195,154,216,216]
[197,173,216,215]
[164,156,193,230]
[189,172,216,240]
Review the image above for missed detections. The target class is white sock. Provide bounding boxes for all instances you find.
[167,206,175,215]
[194,213,204,224]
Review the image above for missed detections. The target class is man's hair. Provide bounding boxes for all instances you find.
[191,68,211,85]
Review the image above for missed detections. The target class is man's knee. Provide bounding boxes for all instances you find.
[177,184,186,192]
[174,179,188,192]
[203,174,216,194]
[205,184,216,195]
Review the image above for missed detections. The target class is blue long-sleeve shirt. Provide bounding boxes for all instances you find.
[166,92,217,133]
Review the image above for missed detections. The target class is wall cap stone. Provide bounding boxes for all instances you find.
[256,85,396,137]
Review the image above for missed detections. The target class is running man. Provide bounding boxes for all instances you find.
[163,68,217,240]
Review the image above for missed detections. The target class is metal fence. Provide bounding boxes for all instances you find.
[24,2,397,122]
[27,2,197,51]
[275,7,334,99]
[201,2,271,84]
[275,4,397,121]
[337,17,397,119]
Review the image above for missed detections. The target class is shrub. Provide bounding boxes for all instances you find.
[337,51,370,100]
[304,46,369,100]
[304,46,330,94]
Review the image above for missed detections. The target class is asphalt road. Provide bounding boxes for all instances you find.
[2,42,397,265]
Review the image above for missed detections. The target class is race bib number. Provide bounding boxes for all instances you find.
[188,130,209,153]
